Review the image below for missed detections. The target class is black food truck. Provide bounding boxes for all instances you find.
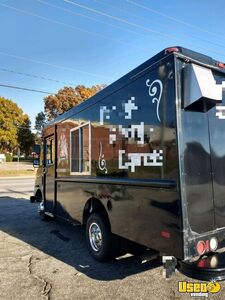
[31,46,225,280]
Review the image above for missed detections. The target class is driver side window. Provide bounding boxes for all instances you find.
[46,137,55,165]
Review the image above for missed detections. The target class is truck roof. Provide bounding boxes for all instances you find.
[46,46,224,127]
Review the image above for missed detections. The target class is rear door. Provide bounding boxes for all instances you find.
[208,76,225,228]
[178,62,225,233]
[180,109,215,233]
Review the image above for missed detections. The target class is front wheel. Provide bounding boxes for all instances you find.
[86,213,118,262]
[38,201,51,221]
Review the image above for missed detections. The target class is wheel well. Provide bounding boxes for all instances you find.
[83,198,110,229]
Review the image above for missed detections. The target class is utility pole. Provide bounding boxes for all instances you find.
[17,147,20,170]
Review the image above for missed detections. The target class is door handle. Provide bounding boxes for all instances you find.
[43,167,47,175]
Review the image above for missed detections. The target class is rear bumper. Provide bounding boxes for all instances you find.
[178,251,225,281]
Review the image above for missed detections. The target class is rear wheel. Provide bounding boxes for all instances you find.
[86,213,118,262]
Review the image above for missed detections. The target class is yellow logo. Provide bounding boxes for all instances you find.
[207,281,221,293]
[178,281,221,297]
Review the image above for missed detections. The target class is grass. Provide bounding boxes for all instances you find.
[0,169,35,177]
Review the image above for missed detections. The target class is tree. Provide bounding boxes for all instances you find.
[44,84,106,120]
[0,97,34,154]
[35,111,46,132]
[17,115,35,156]
[0,97,23,153]
[34,111,46,145]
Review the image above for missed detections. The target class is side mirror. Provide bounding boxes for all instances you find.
[33,144,41,155]
[33,159,40,168]
[32,144,41,168]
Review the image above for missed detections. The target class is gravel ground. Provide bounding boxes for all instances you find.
[0,196,225,300]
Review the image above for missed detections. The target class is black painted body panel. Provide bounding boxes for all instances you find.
[56,180,182,258]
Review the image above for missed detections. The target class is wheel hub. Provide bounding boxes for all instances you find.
[89,222,102,252]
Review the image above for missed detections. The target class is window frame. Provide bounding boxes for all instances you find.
[70,121,91,175]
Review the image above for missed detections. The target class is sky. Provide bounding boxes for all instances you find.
[0,0,225,127]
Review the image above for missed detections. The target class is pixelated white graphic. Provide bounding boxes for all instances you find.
[124,97,138,119]
[109,134,117,144]
[216,80,225,96]
[98,83,164,174]
[109,127,117,144]
[98,141,107,174]
[100,105,117,125]
[146,79,163,123]
[119,149,163,172]
[119,122,144,144]
[216,106,225,119]
[100,106,110,125]
[215,81,225,119]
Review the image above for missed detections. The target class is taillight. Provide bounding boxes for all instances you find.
[197,240,206,255]
[196,238,218,255]
[210,237,218,251]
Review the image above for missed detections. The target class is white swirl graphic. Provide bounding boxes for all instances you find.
[146,79,163,122]
[98,141,107,174]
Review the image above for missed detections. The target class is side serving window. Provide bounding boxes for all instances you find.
[70,122,91,175]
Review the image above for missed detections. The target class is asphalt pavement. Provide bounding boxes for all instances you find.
[0,177,35,198]
[0,178,225,299]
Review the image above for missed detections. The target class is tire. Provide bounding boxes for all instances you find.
[30,196,36,203]
[86,213,118,262]
[30,191,42,203]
